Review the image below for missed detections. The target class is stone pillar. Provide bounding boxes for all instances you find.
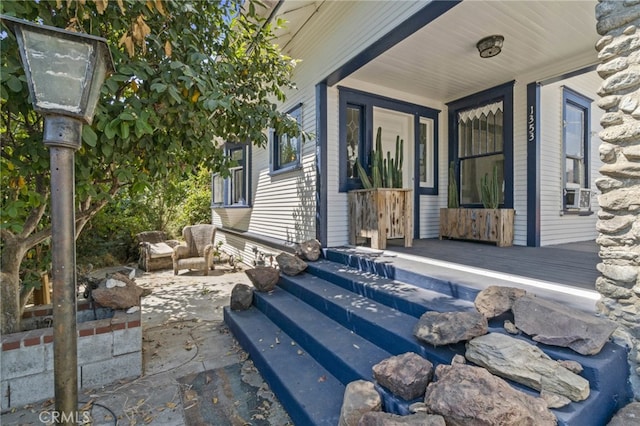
[594,0,640,399]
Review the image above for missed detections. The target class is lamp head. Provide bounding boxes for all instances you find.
[1,15,114,124]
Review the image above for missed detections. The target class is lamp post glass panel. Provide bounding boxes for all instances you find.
[0,15,114,424]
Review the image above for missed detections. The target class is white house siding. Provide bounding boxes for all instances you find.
[273,1,430,247]
[539,71,603,246]
[212,1,429,250]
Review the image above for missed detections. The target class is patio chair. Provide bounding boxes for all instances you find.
[136,231,180,272]
[172,224,217,275]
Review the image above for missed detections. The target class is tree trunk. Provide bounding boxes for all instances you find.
[1,237,27,334]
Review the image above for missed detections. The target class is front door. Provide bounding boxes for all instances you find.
[373,107,413,189]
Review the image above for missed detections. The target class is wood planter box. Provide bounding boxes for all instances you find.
[439,208,514,247]
[348,188,413,250]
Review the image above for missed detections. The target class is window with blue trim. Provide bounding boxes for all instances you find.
[272,104,302,173]
[339,87,439,194]
[447,81,514,209]
[562,87,592,211]
[211,143,250,207]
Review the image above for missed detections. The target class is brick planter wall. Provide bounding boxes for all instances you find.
[1,301,142,410]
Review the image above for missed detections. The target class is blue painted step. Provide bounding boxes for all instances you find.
[223,306,343,425]
[226,253,632,426]
[252,286,393,385]
[277,272,461,366]
[305,259,475,317]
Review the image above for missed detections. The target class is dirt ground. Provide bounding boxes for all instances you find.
[1,264,292,426]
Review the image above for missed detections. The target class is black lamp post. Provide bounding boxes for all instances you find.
[0,15,114,425]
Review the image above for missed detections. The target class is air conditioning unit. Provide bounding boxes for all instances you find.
[565,184,591,210]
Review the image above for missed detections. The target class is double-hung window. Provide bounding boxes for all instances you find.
[562,87,592,211]
[457,101,505,206]
[272,104,302,173]
[447,81,514,208]
[211,143,249,207]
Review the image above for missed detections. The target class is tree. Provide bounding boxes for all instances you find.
[1,0,304,333]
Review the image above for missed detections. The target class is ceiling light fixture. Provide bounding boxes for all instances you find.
[476,35,504,58]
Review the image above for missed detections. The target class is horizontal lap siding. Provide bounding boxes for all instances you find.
[242,1,428,247]
[539,71,602,246]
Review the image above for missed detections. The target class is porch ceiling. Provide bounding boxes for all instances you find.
[269,1,600,103]
[354,0,599,103]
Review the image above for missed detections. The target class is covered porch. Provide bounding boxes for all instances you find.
[345,238,601,313]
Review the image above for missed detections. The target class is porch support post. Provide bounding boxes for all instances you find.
[526,82,541,247]
[594,1,640,398]
[315,82,328,247]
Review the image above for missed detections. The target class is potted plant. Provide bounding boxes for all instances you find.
[348,127,413,250]
[440,163,514,247]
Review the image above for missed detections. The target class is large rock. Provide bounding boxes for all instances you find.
[230,283,253,311]
[296,239,322,261]
[276,252,308,276]
[474,286,526,318]
[372,352,433,401]
[465,333,590,402]
[607,401,640,426]
[413,311,488,346]
[245,266,280,292]
[424,363,556,426]
[339,380,382,426]
[512,295,619,355]
[358,412,445,426]
[92,273,143,309]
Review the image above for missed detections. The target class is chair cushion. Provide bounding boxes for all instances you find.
[148,242,174,258]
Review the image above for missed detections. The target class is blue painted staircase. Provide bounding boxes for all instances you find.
[224,249,631,426]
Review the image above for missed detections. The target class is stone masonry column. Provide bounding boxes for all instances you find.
[594,0,640,399]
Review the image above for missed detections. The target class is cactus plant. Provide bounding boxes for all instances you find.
[356,127,404,189]
[480,164,500,209]
[447,161,459,208]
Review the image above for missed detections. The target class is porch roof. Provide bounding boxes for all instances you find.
[271,0,599,102]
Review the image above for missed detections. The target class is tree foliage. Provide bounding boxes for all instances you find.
[0,0,303,333]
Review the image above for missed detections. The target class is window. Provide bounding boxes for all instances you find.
[563,87,591,210]
[447,81,514,208]
[338,87,439,193]
[346,104,364,181]
[419,118,435,188]
[458,101,505,205]
[211,143,250,207]
[272,104,302,172]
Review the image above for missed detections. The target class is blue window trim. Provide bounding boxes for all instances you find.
[562,86,592,195]
[338,86,440,194]
[271,103,303,175]
[211,142,251,208]
[447,81,515,209]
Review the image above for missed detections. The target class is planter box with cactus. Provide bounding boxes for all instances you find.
[348,127,413,250]
[439,163,514,247]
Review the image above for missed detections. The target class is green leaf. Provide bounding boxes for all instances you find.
[82,126,98,147]
[6,75,22,92]
[104,122,117,139]
[150,83,167,93]
[119,112,136,121]
[101,143,113,158]
[120,121,130,140]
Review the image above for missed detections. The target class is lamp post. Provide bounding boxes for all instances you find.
[1,15,114,424]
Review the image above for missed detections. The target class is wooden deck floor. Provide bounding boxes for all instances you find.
[384,238,600,291]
